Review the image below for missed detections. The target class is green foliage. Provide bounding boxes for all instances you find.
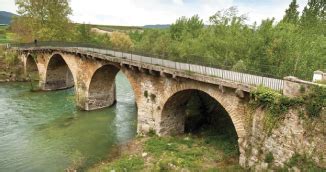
[203,132,239,157]
[103,155,144,172]
[75,23,92,42]
[147,128,157,137]
[3,50,19,66]
[232,60,247,72]
[282,0,300,24]
[251,86,282,108]
[0,25,13,43]
[13,0,73,42]
[251,84,325,133]
[299,85,306,93]
[283,153,324,171]
[126,2,326,81]
[143,90,148,98]
[265,152,274,163]
[251,86,304,132]
[8,0,325,80]
[304,86,326,118]
[150,93,156,102]
[143,133,241,171]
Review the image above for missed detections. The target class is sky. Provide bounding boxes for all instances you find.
[0,0,308,26]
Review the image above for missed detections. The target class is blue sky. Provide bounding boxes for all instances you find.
[0,0,308,26]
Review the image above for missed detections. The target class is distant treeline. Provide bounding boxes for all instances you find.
[10,0,326,80]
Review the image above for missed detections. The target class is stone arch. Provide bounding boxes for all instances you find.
[44,53,75,90]
[25,54,39,80]
[159,83,246,138]
[86,64,139,110]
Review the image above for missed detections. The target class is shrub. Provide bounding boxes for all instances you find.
[251,86,304,132]
[251,86,281,108]
[285,153,323,171]
[304,86,326,118]
[150,93,156,102]
[4,50,18,66]
[265,152,274,163]
[144,90,148,98]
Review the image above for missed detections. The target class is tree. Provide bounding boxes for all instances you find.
[282,0,299,24]
[300,0,326,33]
[110,32,133,51]
[170,15,204,41]
[12,0,73,42]
[75,23,92,42]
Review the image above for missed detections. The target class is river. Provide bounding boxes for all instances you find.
[0,72,137,171]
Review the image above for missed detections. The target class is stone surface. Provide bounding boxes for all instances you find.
[245,108,326,170]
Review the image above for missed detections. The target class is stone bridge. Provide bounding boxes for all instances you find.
[13,44,295,167]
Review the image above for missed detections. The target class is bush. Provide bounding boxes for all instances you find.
[265,152,274,163]
[251,86,281,108]
[285,153,324,171]
[144,90,148,98]
[304,86,326,118]
[4,50,19,66]
[251,86,304,132]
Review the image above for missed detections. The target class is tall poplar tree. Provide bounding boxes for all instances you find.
[282,0,299,24]
[300,0,326,34]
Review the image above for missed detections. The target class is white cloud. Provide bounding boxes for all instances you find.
[0,0,309,26]
[173,0,184,5]
[0,0,17,14]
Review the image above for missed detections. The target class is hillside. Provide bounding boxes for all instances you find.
[143,24,170,29]
[0,11,16,25]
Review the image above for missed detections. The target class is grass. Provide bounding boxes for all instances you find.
[277,153,325,172]
[100,155,144,172]
[89,129,244,172]
[0,25,14,43]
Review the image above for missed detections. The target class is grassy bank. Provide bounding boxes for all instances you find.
[0,47,25,81]
[88,130,244,172]
[0,25,14,43]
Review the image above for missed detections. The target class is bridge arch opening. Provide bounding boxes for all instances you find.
[26,54,39,80]
[45,54,74,90]
[87,64,136,111]
[160,89,239,156]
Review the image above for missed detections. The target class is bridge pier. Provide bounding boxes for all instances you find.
[79,83,117,111]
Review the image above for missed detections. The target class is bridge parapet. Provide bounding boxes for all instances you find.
[283,76,325,97]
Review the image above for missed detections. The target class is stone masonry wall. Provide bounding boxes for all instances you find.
[244,108,326,170]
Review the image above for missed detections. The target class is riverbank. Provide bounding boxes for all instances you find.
[88,130,244,172]
[0,53,26,82]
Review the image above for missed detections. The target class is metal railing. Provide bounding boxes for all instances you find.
[10,41,285,91]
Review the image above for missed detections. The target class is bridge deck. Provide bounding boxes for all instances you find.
[14,45,284,92]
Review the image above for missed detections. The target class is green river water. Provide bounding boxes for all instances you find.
[0,72,137,171]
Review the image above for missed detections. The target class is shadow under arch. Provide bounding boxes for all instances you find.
[87,64,138,111]
[44,53,75,91]
[160,89,240,155]
[25,54,39,80]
